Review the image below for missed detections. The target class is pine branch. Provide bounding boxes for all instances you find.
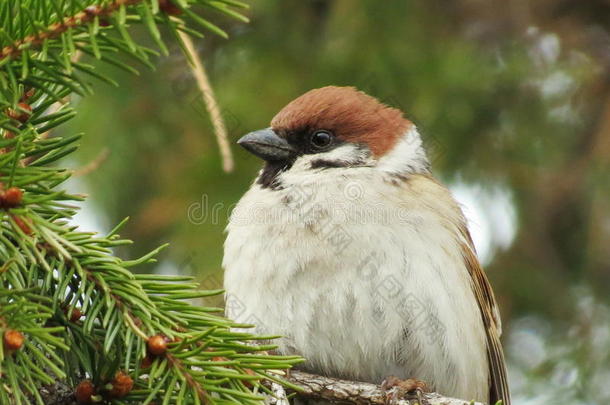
[0,0,143,62]
[0,1,303,404]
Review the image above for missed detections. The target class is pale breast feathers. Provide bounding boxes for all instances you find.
[224,171,510,404]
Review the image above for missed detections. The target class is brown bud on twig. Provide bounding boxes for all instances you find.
[1,187,23,208]
[6,102,32,123]
[20,89,35,102]
[1,131,15,154]
[10,214,32,235]
[67,307,83,322]
[3,329,24,352]
[159,0,182,16]
[242,367,257,388]
[75,380,96,404]
[140,354,154,369]
[105,371,134,399]
[147,334,168,356]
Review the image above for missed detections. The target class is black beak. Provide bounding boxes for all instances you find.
[237,128,295,162]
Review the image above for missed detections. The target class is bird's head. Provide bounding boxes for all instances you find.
[238,86,429,188]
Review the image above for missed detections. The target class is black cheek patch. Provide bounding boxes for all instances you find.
[309,143,372,170]
[310,159,357,169]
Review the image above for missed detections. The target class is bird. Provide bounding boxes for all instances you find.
[223,86,510,405]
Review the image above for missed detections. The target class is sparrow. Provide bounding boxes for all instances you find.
[223,86,510,405]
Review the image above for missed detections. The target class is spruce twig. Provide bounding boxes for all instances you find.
[0,1,301,404]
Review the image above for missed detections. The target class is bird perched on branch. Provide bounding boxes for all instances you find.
[223,86,510,405]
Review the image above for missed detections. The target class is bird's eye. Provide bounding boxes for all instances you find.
[310,130,333,150]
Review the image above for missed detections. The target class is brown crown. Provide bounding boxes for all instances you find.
[270,86,411,157]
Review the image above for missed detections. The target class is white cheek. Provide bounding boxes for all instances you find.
[377,126,430,174]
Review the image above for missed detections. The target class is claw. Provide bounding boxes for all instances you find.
[381,376,429,405]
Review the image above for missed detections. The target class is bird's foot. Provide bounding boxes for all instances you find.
[381,376,429,405]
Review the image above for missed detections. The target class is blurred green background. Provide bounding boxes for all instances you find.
[62,1,610,403]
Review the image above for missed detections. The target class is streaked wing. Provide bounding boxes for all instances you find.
[459,227,511,405]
